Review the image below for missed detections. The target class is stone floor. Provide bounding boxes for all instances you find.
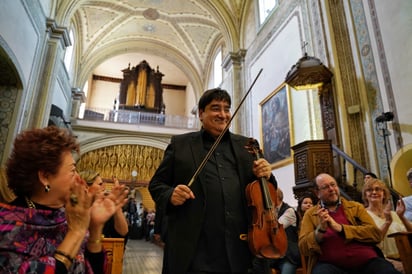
[122,239,164,274]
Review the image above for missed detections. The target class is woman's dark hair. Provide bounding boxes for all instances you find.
[6,126,79,197]
[297,192,315,220]
[198,88,231,111]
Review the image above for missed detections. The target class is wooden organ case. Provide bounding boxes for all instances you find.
[118,60,164,113]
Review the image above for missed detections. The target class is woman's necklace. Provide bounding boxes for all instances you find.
[25,196,36,208]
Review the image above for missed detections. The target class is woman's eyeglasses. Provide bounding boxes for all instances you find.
[365,187,383,193]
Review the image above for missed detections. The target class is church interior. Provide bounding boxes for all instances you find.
[1,0,412,273]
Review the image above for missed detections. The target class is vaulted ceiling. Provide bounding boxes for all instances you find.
[60,0,250,94]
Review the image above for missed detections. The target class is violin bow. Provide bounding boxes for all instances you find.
[187,68,263,187]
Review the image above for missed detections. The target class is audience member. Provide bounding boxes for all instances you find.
[271,188,300,274]
[145,209,156,241]
[149,87,276,274]
[0,126,128,273]
[362,178,412,273]
[128,200,143,240]
[0,167,15,203]
[364,172,378,183]
[252,188,299,274]
[402,168,412,222]
[127,198,138,225]
[297,193,314,226]
[79,170,129,241]
[299,173,400,274]
[141,207,149,240]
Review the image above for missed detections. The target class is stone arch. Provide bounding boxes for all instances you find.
[0,41,24,164]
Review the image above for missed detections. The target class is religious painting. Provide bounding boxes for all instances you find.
[260,84,292,167]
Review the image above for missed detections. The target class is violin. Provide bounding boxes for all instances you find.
[245,138,287,259]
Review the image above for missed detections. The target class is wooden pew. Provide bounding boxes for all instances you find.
[102,237,125,274]
[388,231,412,274]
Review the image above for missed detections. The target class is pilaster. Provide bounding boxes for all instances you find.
[31,19,70,127]
[222,49,247,135]
[325,1,369,184]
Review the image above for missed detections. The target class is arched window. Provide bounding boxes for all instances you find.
[213,47,222,87]
[78,80,89,119]
[258,0,278,25]
[64,29,74,72]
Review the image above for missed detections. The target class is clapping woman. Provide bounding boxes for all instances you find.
[79,170,129,241]
[0,126,128,273]
[362,178,412,273]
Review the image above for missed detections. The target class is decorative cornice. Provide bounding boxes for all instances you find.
[71,88,86,102]
[222,49,246,70]
[46,18,71,48]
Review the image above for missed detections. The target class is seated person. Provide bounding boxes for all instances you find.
[362,178,412,273]
[270,188,300,274]
[299,173,401,274]
[297,193,314,226]
[253,188,300,274]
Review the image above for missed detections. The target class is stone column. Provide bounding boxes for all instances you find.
[31,19,71,127]
[71,87,86,118]
[222,49,247,134]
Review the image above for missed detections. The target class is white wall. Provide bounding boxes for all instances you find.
[0,1,39,87]
[249,13,302,142]
[89,80,119,110]
[247,11,304,206]
[163,88,186,116]
[372,0,412,148]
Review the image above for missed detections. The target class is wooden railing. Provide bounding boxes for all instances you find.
[80,107,200,129]
[331,144,368,202]
[332,144,400,202]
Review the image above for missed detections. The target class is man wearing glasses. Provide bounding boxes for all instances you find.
[298,173,400,274]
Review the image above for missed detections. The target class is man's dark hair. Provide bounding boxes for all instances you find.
[364,172,377,179]
[407,168,412,180]
[198,88,231,111]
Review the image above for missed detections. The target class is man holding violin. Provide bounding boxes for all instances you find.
[149,87,277,274]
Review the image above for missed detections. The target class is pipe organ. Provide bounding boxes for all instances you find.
[119,60,165,113]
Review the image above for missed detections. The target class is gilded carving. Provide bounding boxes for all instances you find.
[77,144,164,183]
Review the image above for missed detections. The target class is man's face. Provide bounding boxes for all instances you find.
[316,174,340,206]
[198,99,231,138]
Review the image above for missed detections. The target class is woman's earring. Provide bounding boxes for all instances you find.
[45,185,50,192]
